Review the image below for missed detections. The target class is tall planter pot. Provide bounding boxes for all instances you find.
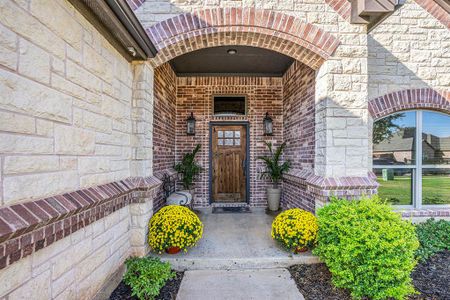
[267,188,281,211]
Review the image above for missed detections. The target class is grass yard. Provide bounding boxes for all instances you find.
[377,175,450,205]
[422,176,450,205]
[377,176,412,205]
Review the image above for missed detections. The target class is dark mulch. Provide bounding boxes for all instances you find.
[410,251,450,300]
[109,271,184,300]
[289,251,450,300]
[288,263,351,300]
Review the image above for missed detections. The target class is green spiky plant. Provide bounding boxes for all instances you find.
[174,144,203,190]
[257,142,291,188]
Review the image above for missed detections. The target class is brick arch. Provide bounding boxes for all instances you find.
[368,88,450,120]
[145,8,340,69]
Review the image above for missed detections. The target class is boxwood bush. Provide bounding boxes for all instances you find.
[124,256,174,300]
[415,218,450,262]
[313,196,419,300]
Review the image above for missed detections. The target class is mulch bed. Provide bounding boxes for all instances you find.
[109,271,184,300]
[289,250,450,300]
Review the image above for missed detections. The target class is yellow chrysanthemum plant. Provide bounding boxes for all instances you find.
[148,205,203,254]
[271,208,318,253]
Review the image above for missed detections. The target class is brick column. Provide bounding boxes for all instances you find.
[131,62,155,177]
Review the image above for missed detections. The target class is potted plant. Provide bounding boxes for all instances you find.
[174,144,203,198]
[271,208,318,253]
[258,142,291,211]
[148,205,203,254]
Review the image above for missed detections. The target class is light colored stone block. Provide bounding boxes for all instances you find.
[78,157,110,174]
[0,0,65,59]
[36,119,54,137]
[54,124,95,155]
[52,238,93,280]
[0,44,17,70]
[0,69,72,122]
[3,171,78,204]
[29,0,83,50]
[3,156,60,175]
[0,256,32,297]
[66,60,102,94]
[8,270,51,300]
[51,269,75,298]
[0,133,53,154]
[18,39,50,84]
[0,111,35,134]
[81,110,113,133]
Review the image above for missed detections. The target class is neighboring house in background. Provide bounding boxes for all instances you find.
[373,128,450,165]
[0,0,449,298]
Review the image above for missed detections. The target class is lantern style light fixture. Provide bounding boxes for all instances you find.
[263,112,273,136]
[186,112,196,135]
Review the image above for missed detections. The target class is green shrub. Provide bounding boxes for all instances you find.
[415,218,450,261]
[313,196,419,300]
[123,256,174,300]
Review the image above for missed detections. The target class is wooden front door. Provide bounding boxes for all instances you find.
[211,125,247,203]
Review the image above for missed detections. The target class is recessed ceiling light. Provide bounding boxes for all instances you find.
[227,49,237,55]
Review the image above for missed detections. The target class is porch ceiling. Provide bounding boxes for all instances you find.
[169,46,295,77]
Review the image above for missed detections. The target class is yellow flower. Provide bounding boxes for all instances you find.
[148,205,203,252]
[271,208,318,252]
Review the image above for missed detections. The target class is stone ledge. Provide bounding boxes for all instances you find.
[399,209,450,218]
[0,176,161,271]
[284,170,379,191]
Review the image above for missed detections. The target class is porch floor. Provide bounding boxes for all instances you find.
[153,208,319,270]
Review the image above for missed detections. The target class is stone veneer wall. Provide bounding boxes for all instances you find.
[176,76,284,207]
[0,0,136,206]
[0,0,158,299]
[368,0,450,100]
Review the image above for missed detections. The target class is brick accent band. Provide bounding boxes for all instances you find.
[325,0,351,21]
[146,8,340,69]
[0,177,161,270]
[414,0,450,29]
[126,0,145,11]
[368,88,450,120]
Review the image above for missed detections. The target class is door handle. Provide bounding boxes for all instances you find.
[242,159,246,177]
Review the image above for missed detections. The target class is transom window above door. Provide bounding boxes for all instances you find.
[372,110,450,207]
[213,96,246,116]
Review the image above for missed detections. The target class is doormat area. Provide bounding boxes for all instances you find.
[212,206,251,214]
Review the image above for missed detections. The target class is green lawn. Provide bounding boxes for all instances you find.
[377,176,450,205]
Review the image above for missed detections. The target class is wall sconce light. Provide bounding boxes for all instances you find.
[263,112,273,136]
[186,112,196,135]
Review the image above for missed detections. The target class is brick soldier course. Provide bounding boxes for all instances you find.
[0,0,449,298]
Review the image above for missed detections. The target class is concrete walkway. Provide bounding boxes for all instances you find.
[176,268,304,300]
[155,208,319,270]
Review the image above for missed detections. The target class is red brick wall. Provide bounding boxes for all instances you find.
[153,63,177,210]
[176,77,284,207]
[283,61,316,171]
[153,63,176,173]
[281,61,317,211]
[153,63,318,209]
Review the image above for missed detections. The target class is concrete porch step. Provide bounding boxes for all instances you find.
[156,253,319,271]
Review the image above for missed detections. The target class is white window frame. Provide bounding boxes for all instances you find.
[373,110,450,209]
